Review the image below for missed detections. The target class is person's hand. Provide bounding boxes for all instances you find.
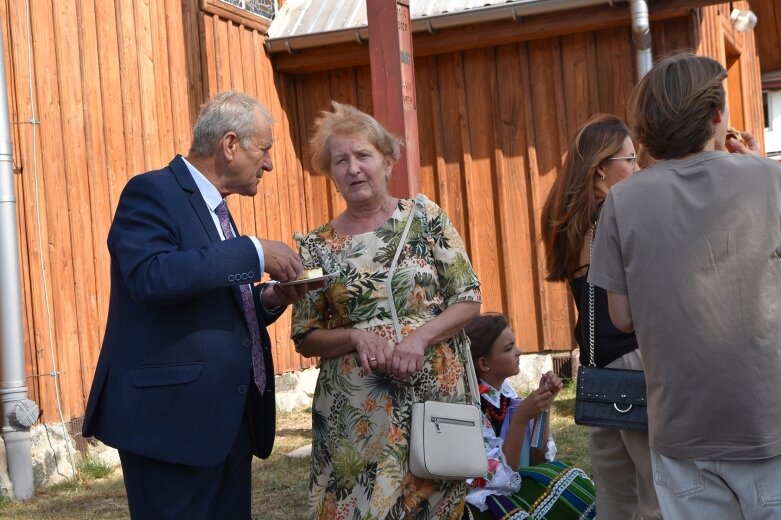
[515,384,554,424]
[389,333,426,379]
[260,239,303,282]
[261,279,326,307]
[351,329,393,374]
[540,371,563,399]
[725,130,761,156]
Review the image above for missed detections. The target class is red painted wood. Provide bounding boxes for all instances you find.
[366,0,420,198]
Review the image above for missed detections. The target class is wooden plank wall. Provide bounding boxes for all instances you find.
[283,17,709,356]
[753,0,781,73]
[281,2,765,355]
[695,1,766,151]
[199,13,318,378]
[0,0,311,423]
[0,0,765,423]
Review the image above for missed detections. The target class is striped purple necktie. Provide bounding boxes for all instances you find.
[215,201,266,395]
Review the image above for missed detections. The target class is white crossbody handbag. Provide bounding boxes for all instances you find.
[386,202,488,480]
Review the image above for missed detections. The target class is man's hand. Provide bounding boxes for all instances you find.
[725,130,761,156]
[260,239,303,281]
[261,279,326,307]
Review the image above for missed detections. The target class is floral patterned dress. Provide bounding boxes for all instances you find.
[292,194,482,520]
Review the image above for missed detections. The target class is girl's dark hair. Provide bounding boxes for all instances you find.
[464,313,509,362]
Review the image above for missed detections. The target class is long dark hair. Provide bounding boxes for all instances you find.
[540,114,630,281]
[464,313,509,365]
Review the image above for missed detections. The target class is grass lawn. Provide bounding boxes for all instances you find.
[0,380,590,519]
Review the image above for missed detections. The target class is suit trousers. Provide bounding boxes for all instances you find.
[652,450,781,520]
[119,410,253,520]
[589,349,662,520]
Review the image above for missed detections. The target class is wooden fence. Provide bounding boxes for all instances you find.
[0,0,763,423]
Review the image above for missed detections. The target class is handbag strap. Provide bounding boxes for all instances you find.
[385,200,480,407]
[386,206,416,342]
[462,345,481,407]
[587,222,597,367]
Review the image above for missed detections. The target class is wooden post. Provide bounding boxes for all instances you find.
[366,0,420,198]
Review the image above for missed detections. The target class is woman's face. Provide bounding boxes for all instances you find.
[599,136,639,188]
[481,327,521,381]
[327,132,392,205]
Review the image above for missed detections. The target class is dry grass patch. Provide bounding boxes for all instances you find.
[550,380,592,475]
[0,409,314,520]
[0,381,591,519]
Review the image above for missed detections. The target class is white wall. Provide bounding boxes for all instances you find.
[765,89,781,157]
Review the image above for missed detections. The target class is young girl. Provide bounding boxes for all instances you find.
[463,313,596,520]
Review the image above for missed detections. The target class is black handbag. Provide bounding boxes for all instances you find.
[574,223,648,431]
[575,365,647,431]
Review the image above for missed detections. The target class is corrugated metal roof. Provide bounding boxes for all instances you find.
[268,0,539,39]
[763,71,781,90]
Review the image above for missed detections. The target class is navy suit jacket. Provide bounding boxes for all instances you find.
[83,155,280,467]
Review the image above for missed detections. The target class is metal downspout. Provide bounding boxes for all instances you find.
[630,0,653,80]
[0,23,36,499]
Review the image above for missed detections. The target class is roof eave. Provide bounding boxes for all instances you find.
[265,0,626,54]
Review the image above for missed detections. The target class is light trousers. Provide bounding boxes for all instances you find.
[652,450,781,520]
[589,349,662,520]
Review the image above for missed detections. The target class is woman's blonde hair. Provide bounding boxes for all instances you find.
[308,101,402,175]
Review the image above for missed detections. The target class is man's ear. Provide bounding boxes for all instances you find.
[221,132,239,159]
[712,108,724,124]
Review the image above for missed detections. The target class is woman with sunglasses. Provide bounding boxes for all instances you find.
[540,114,661,520]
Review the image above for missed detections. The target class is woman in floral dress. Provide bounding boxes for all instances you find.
[292,102,482,520]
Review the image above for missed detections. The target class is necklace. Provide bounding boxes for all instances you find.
[344,198,395,236]
[483,394,510,429]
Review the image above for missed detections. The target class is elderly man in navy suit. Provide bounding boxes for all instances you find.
[83,91,323,519]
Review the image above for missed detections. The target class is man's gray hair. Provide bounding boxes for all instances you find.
[189,91,273,156]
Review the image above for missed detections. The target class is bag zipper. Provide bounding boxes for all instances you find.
[431,416,476,433]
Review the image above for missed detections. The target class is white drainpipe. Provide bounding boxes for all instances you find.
[630,0,653,80]
[0,22,37,499]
